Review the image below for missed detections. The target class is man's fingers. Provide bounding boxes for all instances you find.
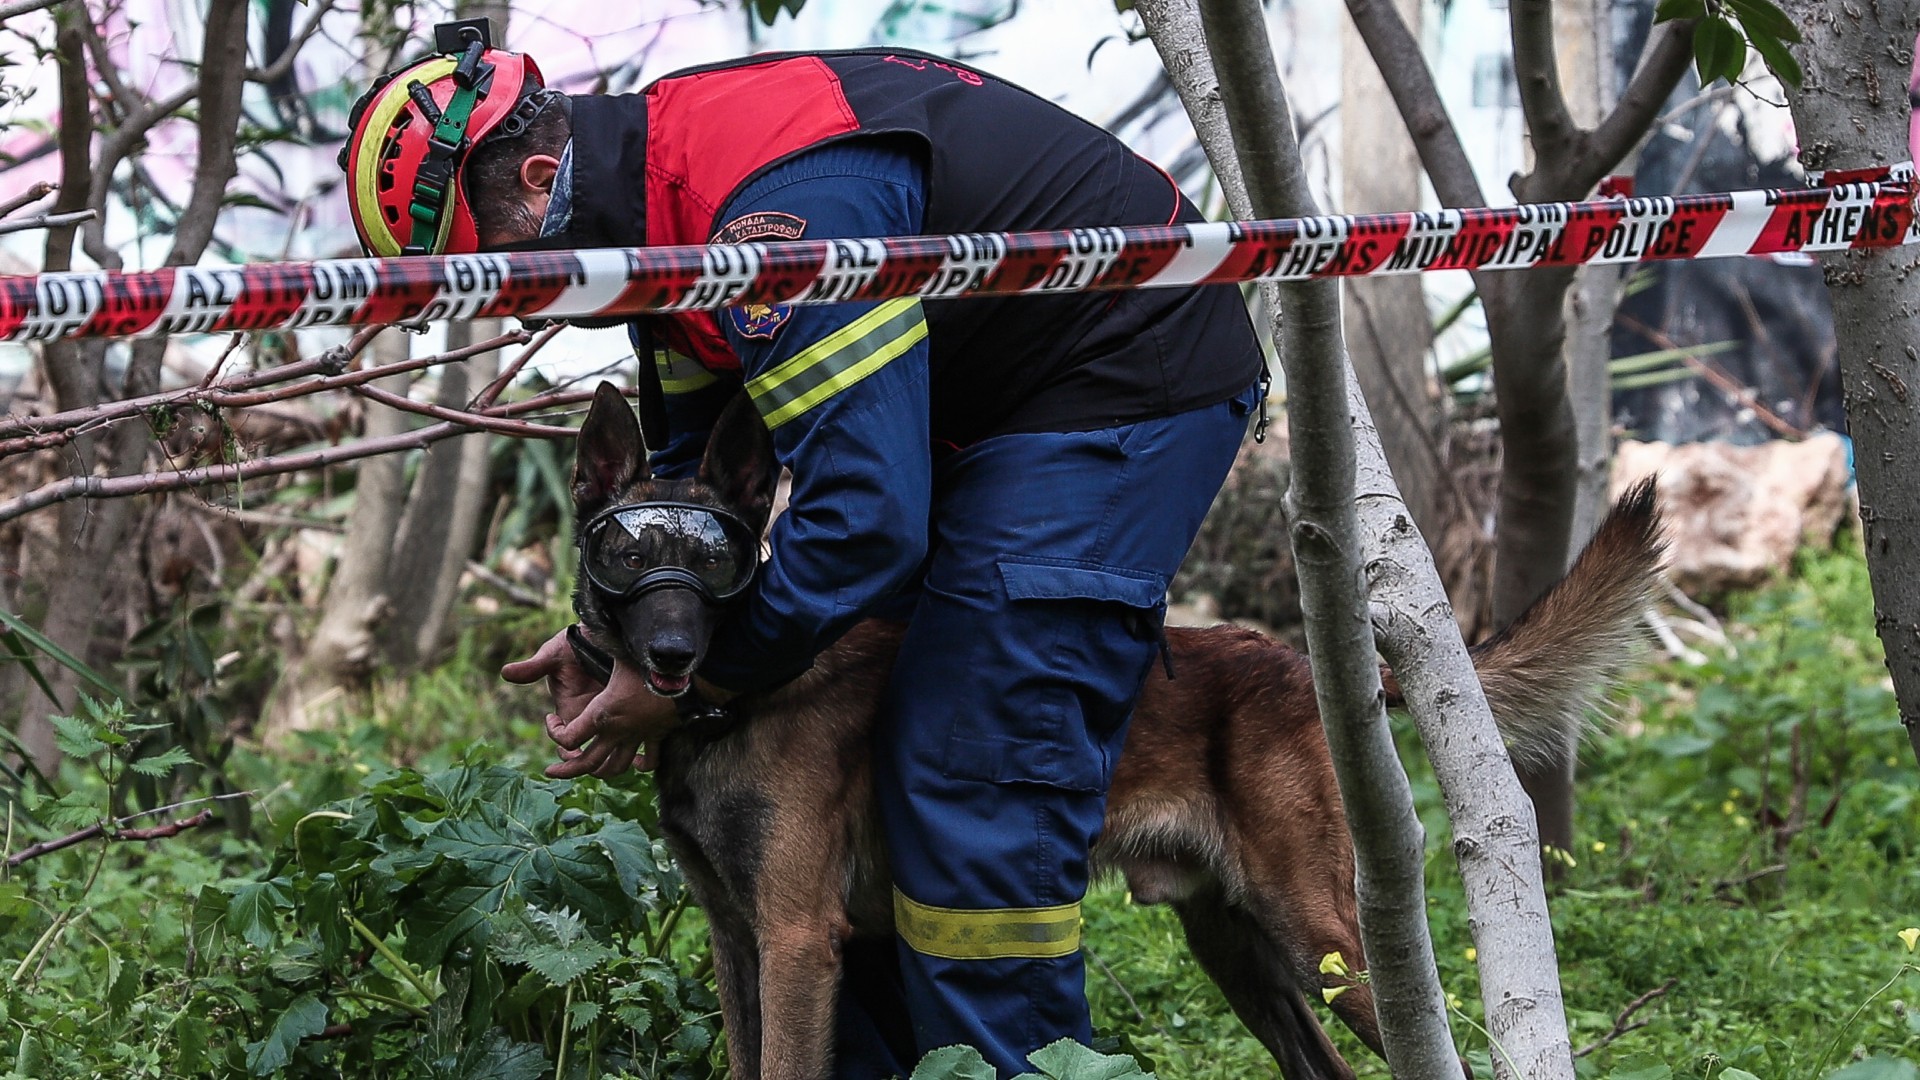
[546,737,628,779]
[501,629,570,684]
[546,708,597,751]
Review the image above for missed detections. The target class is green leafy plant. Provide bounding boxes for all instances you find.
[1654,0,1803,89]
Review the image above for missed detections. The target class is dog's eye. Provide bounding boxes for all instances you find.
[621,551,646,569]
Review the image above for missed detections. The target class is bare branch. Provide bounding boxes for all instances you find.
[6,809,217,868]
[0,208,95,235]
[1509,0,1579,163]
[1341,0,1487,210]
[472,323,565,408]
[0,328,528,455]
[350,382,578,439]
[0,385,586,525]
[246,0,341,84]
[0,0,68,21]
[1573,979,1677,1058]
[164,0,248,267]
[0,181,55,219]
[1580,20,1698,192]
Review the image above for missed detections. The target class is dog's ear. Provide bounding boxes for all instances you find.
[698,392,778,532]
[573,381,650,514]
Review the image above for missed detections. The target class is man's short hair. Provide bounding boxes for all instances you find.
[466,98,571,244]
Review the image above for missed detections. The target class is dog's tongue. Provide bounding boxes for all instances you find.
[649,670,692,696]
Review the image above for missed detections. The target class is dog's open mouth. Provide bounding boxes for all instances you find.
[646,669,693,697]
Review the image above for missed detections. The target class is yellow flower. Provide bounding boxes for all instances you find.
[1721,800,1737,816]
[1447,993,1463,1010]
[1899,927,1919,953]
[1323,985,1350,1004]
[1319,951,1351,977]
[1464,947,1478,963]
[1728,787,1743,799]
[1591,841,1607,854]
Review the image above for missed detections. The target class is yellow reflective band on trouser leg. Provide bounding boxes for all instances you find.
[892,888,1083,961]
[649,349,718,394]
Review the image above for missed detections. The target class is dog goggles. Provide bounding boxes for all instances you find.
[580,502,760,603]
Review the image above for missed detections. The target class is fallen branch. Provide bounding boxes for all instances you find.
[0,209,95,236]
[351,381,576,439]
[1573,979,1678,1058]
[465,560,548,608]
[6,808,216,868]
[1614,311,1805,439]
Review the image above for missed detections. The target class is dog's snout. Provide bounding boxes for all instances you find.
[647,633,698,674]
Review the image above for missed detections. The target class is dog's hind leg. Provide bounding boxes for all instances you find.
[1171,889,1358,1080]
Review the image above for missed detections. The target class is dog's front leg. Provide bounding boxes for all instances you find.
[754,918,846,1080]
[705,905,766,1078]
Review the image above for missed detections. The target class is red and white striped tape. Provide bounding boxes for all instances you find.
[3,173,1913,342]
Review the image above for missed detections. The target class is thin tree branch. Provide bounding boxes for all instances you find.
[0,328,527,455]
[1579,20,1699,194]
[0,0,68,21]
[5,809,216,868]
[350,382,578,439]
[0,181,54,219]
[245,0,340,84]
[1509,0,1579,163]
[163,0,247,268]
[0,385,586,525]
[0,209,94,235]
[472,322,565,409]
[1572,979,1677,1058]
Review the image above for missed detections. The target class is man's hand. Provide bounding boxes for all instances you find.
[501,629,680,778]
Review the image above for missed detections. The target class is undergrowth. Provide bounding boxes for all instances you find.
[0,542,1913,1078]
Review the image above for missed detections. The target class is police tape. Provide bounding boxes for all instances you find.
[4,172,1915,342]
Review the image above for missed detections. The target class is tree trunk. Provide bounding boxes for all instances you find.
[1781,0,1920,767]
[1144,5,1582,1076]
[1340,0,1443,542]
[265,333,413,744]
[1145,2,1461,1074]
[16,0,250,775]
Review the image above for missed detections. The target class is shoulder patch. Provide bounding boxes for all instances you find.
[713,210,808,243]
[714,212,806,341]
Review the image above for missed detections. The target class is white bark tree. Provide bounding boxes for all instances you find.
[1139,2,1583,1077]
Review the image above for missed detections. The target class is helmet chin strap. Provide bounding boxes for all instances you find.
[402,38,491,255]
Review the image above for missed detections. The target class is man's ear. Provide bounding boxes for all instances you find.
[698,393,778,532]
[573,381,649,514]
[520,153,560,195]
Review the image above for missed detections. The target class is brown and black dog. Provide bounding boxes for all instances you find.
[567,382,1664,1080]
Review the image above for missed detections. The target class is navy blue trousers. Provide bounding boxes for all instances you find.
[834,384,1256,1077]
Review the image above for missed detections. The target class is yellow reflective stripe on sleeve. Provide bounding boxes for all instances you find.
[747,298,926,429]
[650,349,718,394]
[892,888,1082,961]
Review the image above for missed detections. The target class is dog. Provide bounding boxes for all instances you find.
[567,381,1665,1080]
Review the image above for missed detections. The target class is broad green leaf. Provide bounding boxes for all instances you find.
[1724,0,1802,42]
[1024,1038,1158,1080]
[453,1031,546,1080]
[566,999,601,1031]
[1748,30,1803,89]
[1653,0,1706,20]
[244,992,327,1075]
[1610,1059,1674,1080]
[522,939,615,987]
[1829,1060,1920,1080]
[912,1045,999,1080]
[1694,17,1746,87]
[225,878,292,951]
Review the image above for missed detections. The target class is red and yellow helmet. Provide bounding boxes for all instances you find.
[340,21,547,257]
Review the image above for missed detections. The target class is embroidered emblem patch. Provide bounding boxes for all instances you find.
[714,212,807,341]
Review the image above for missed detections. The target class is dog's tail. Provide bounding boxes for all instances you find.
[1458,478,1666,769]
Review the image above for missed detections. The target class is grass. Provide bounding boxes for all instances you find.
[1084,541,1920,1078]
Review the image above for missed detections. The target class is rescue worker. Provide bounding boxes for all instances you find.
[342,25,1264,1077]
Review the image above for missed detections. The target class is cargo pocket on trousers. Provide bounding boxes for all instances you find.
[942,556,1168,793]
